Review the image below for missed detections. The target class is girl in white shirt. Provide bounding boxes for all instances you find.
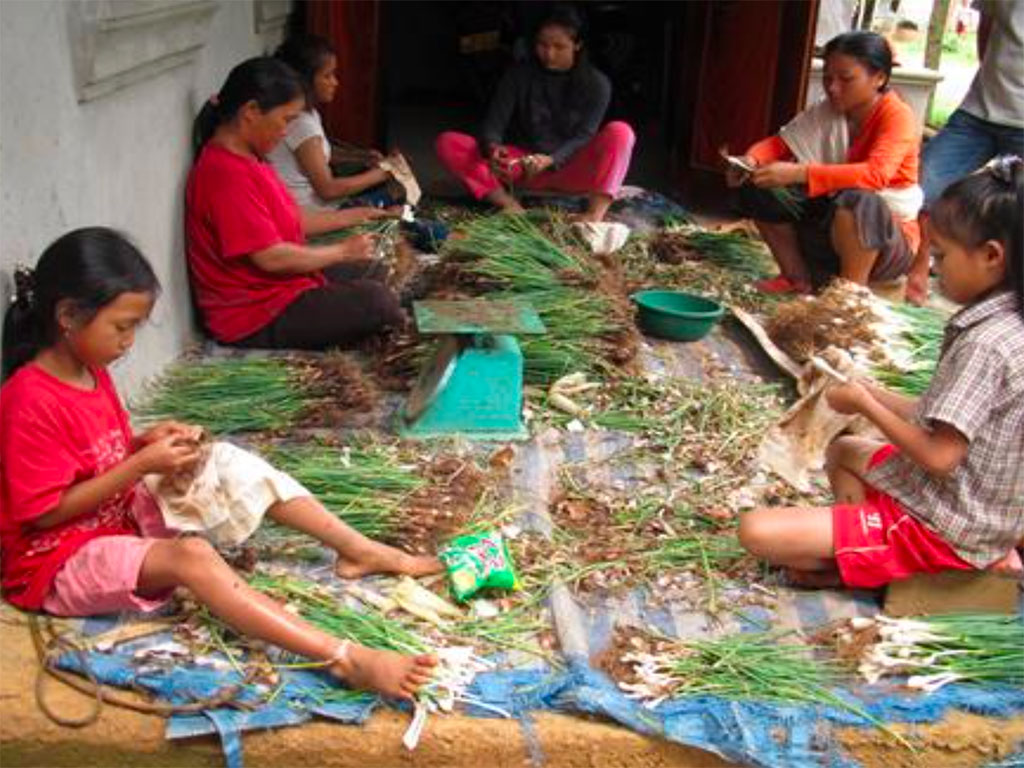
[270,34,397,211]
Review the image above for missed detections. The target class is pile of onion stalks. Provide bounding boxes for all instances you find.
[443,214,627,384]
[617,629,910,747]
[269,442,425,540]
[136,357,315,434]
[593,375,783,468]
[679,228,774,280]
[250,573,427,654]
[836,613,1024,692]
[872,303,946,396]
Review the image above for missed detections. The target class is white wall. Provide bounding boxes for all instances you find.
[0,0,289,397]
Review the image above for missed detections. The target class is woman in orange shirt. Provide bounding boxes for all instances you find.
[728,32,922,294]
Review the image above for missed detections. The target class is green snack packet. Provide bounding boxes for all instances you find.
[438,530,519,602]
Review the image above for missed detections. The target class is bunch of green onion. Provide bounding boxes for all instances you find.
[847,614,1024,691]
[444,215,626,383]
[250,573,427,654]
[136,357,312,434]
[307,216,401,246]
[445,213,594,281]
[621,632,850,707]
[618,630,904,742]
[872,304,946,396]
[269,442,425,539]
[681,230,773,280]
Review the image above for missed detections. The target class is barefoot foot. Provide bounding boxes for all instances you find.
[330,643,437,700]
[335,539,441,580]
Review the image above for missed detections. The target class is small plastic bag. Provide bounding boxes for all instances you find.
[438,531,519,602]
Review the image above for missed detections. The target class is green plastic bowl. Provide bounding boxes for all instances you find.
[632,290,725,341]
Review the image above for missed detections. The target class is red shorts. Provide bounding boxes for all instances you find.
[832,445,973,589]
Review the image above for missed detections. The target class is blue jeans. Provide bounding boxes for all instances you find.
[921,109,1024,206]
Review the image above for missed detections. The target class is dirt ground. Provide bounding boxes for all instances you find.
[3,616,1021,768]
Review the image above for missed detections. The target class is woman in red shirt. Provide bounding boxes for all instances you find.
[728,32,922,295]
[186,57,403,349]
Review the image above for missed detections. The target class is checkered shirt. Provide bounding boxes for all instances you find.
[865,290,1024,567]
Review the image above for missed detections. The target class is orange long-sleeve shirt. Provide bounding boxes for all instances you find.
[746,90,921,251]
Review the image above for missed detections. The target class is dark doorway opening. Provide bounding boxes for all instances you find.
[377,1,680,196]
[296,0,817,214]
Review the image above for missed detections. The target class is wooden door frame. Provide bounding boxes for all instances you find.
[671,0,819,204]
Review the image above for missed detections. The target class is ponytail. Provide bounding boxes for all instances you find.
[1,228,160,382]
[2,267,42,383]
[192,100,222,161]
[191,57,304,160]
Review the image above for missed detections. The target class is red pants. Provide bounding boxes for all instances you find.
[435,122,635,201]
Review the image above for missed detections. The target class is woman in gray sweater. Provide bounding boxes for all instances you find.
[436,5,634,222]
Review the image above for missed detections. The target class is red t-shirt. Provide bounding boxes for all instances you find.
[0,364,141,610]
[185,143,326,343]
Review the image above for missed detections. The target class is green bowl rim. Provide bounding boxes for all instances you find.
[631,289,726,320]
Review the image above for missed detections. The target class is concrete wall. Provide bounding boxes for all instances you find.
[0,0,289,397]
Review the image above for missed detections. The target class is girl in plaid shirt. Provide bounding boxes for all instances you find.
[740,156,1024,588]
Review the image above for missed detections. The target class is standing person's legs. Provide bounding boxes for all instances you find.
[993,121,1024,159]
[920,110,999,205]
[910,111,1001,304]
[528,122,636,222]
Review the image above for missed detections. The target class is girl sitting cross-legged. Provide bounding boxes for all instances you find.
[0,228,440,699]
[739,157,1024,589]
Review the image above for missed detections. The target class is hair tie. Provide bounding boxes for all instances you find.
[209,93,221,107]
[981,155,1022,183]
[11,264,36,309]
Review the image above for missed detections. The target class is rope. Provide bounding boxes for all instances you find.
[28,615,260,728]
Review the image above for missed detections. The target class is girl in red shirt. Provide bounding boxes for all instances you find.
[727,32,922,295]
[186,57,404,350]
[1,228,438,700]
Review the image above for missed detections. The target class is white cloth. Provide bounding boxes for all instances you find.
[779,98,850,166]
[779,98,923,220]
[267,109,331,208]
[144,442,310,547]
[571,222,631,254]
[378,153,422,206]
[961,0,1024,129]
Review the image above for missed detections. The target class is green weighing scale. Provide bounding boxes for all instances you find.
[398,299,546,440]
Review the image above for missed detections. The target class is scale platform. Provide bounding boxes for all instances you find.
[398,299,545,440]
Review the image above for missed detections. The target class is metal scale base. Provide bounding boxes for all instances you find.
[397,299,546,441]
